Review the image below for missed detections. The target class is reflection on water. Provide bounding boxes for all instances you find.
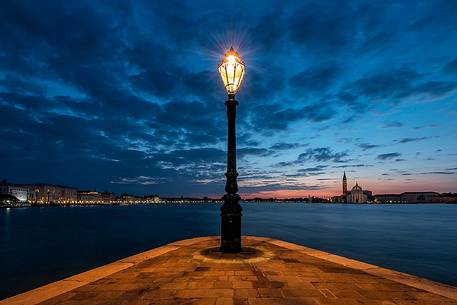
[0,203,456,298]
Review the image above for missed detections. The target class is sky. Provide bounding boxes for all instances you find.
[0,0,456,198]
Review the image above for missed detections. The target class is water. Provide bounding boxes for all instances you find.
[1,203,456,299]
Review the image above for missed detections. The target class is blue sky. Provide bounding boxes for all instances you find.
[0,0,456,197]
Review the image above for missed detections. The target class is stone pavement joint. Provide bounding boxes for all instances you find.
[1,236,457,305]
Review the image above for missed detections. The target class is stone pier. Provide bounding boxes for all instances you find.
[1,236,457,305]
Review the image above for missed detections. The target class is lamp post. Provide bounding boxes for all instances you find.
[218,47,246,253]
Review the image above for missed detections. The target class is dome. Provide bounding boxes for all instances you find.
[352,182,362,191]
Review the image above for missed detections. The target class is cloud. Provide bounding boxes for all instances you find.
[240,183,322,193]
[383,121,403,128]
[338,137,362,144]
[413,124,438,130]
[248,102,335,132]
[238,148,272,158]
[289,64,341,94]
[377,152,402,160]
[420,171,455,175]
[152,148,226,168]
[405,81,457,99]
[277,147,350,167]
[287,2,360,54]
[358,143,381,150]
[297,165,327,173]
[298,147,349,163]
[443,57,457,74]
[396,137,435,144]
[269,142,306,150]
[333,164,372,168]
[340,67,457,108]
[343,67,421,99]
[110,176,167,185]
[129,69,182,98]
[290,165,328,176]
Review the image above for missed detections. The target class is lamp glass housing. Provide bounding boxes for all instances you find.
[218,47,245,94]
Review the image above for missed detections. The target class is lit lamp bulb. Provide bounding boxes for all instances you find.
[218,47,246,95]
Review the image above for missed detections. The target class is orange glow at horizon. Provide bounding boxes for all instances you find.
[239,178,457,199]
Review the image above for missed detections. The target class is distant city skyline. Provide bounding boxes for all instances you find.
[2,174,455,200]
[1,1,456,198]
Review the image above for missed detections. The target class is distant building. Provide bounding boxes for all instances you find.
[0,193,20,205]
[144,195,161,203]
[100,190,116,203]
[77,190,117,204]
[0,180,29,202]
[374,192,456,204]
[342,171,348,198]
[436,193,457,203]
[26,184,77,204]
[400,192,440,203]
[78,190,102,203]
[332,173,372,203]
[120,193,143,204]
[346,183,367,203]
[374,194,403,204]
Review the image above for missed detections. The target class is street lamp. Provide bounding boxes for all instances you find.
[218,47,246,253]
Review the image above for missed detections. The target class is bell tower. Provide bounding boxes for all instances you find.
[342,171,347,196]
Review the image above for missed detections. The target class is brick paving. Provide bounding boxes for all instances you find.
[11,237,457,305]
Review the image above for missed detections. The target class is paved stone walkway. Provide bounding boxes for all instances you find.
[3,237,457,305]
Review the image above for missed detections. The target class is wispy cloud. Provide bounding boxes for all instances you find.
[413,124,439,130]
[333,164,373,168]
[269,142,307,150]
[377,152,402,160]
[396,137,435,144]
[276,147,350,167]
[110,176,168,185]
[358,143,381,150]
[420,171,455,175]
[383,121,403,128]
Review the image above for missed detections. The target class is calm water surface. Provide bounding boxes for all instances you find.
[1,203,456,298]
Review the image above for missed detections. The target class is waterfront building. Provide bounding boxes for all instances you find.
[335,173,372,203]
[78,190,102,204]
[435,193,457,203]
[346,183,368,203]
[77,190,117,204]
[100,190,116,203]
[374,194,403,204]
[120,193,143,204]
[330,195,343,203]
[342,171,348,197]
[0,193,20,205]
[374,192,457,204]
[0,180,29,202]
[144,195,161,203]
[163,197,223,203]
[27,184,77,204]
[400,192,440,203]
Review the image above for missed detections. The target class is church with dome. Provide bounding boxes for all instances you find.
[340,172,373,203]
